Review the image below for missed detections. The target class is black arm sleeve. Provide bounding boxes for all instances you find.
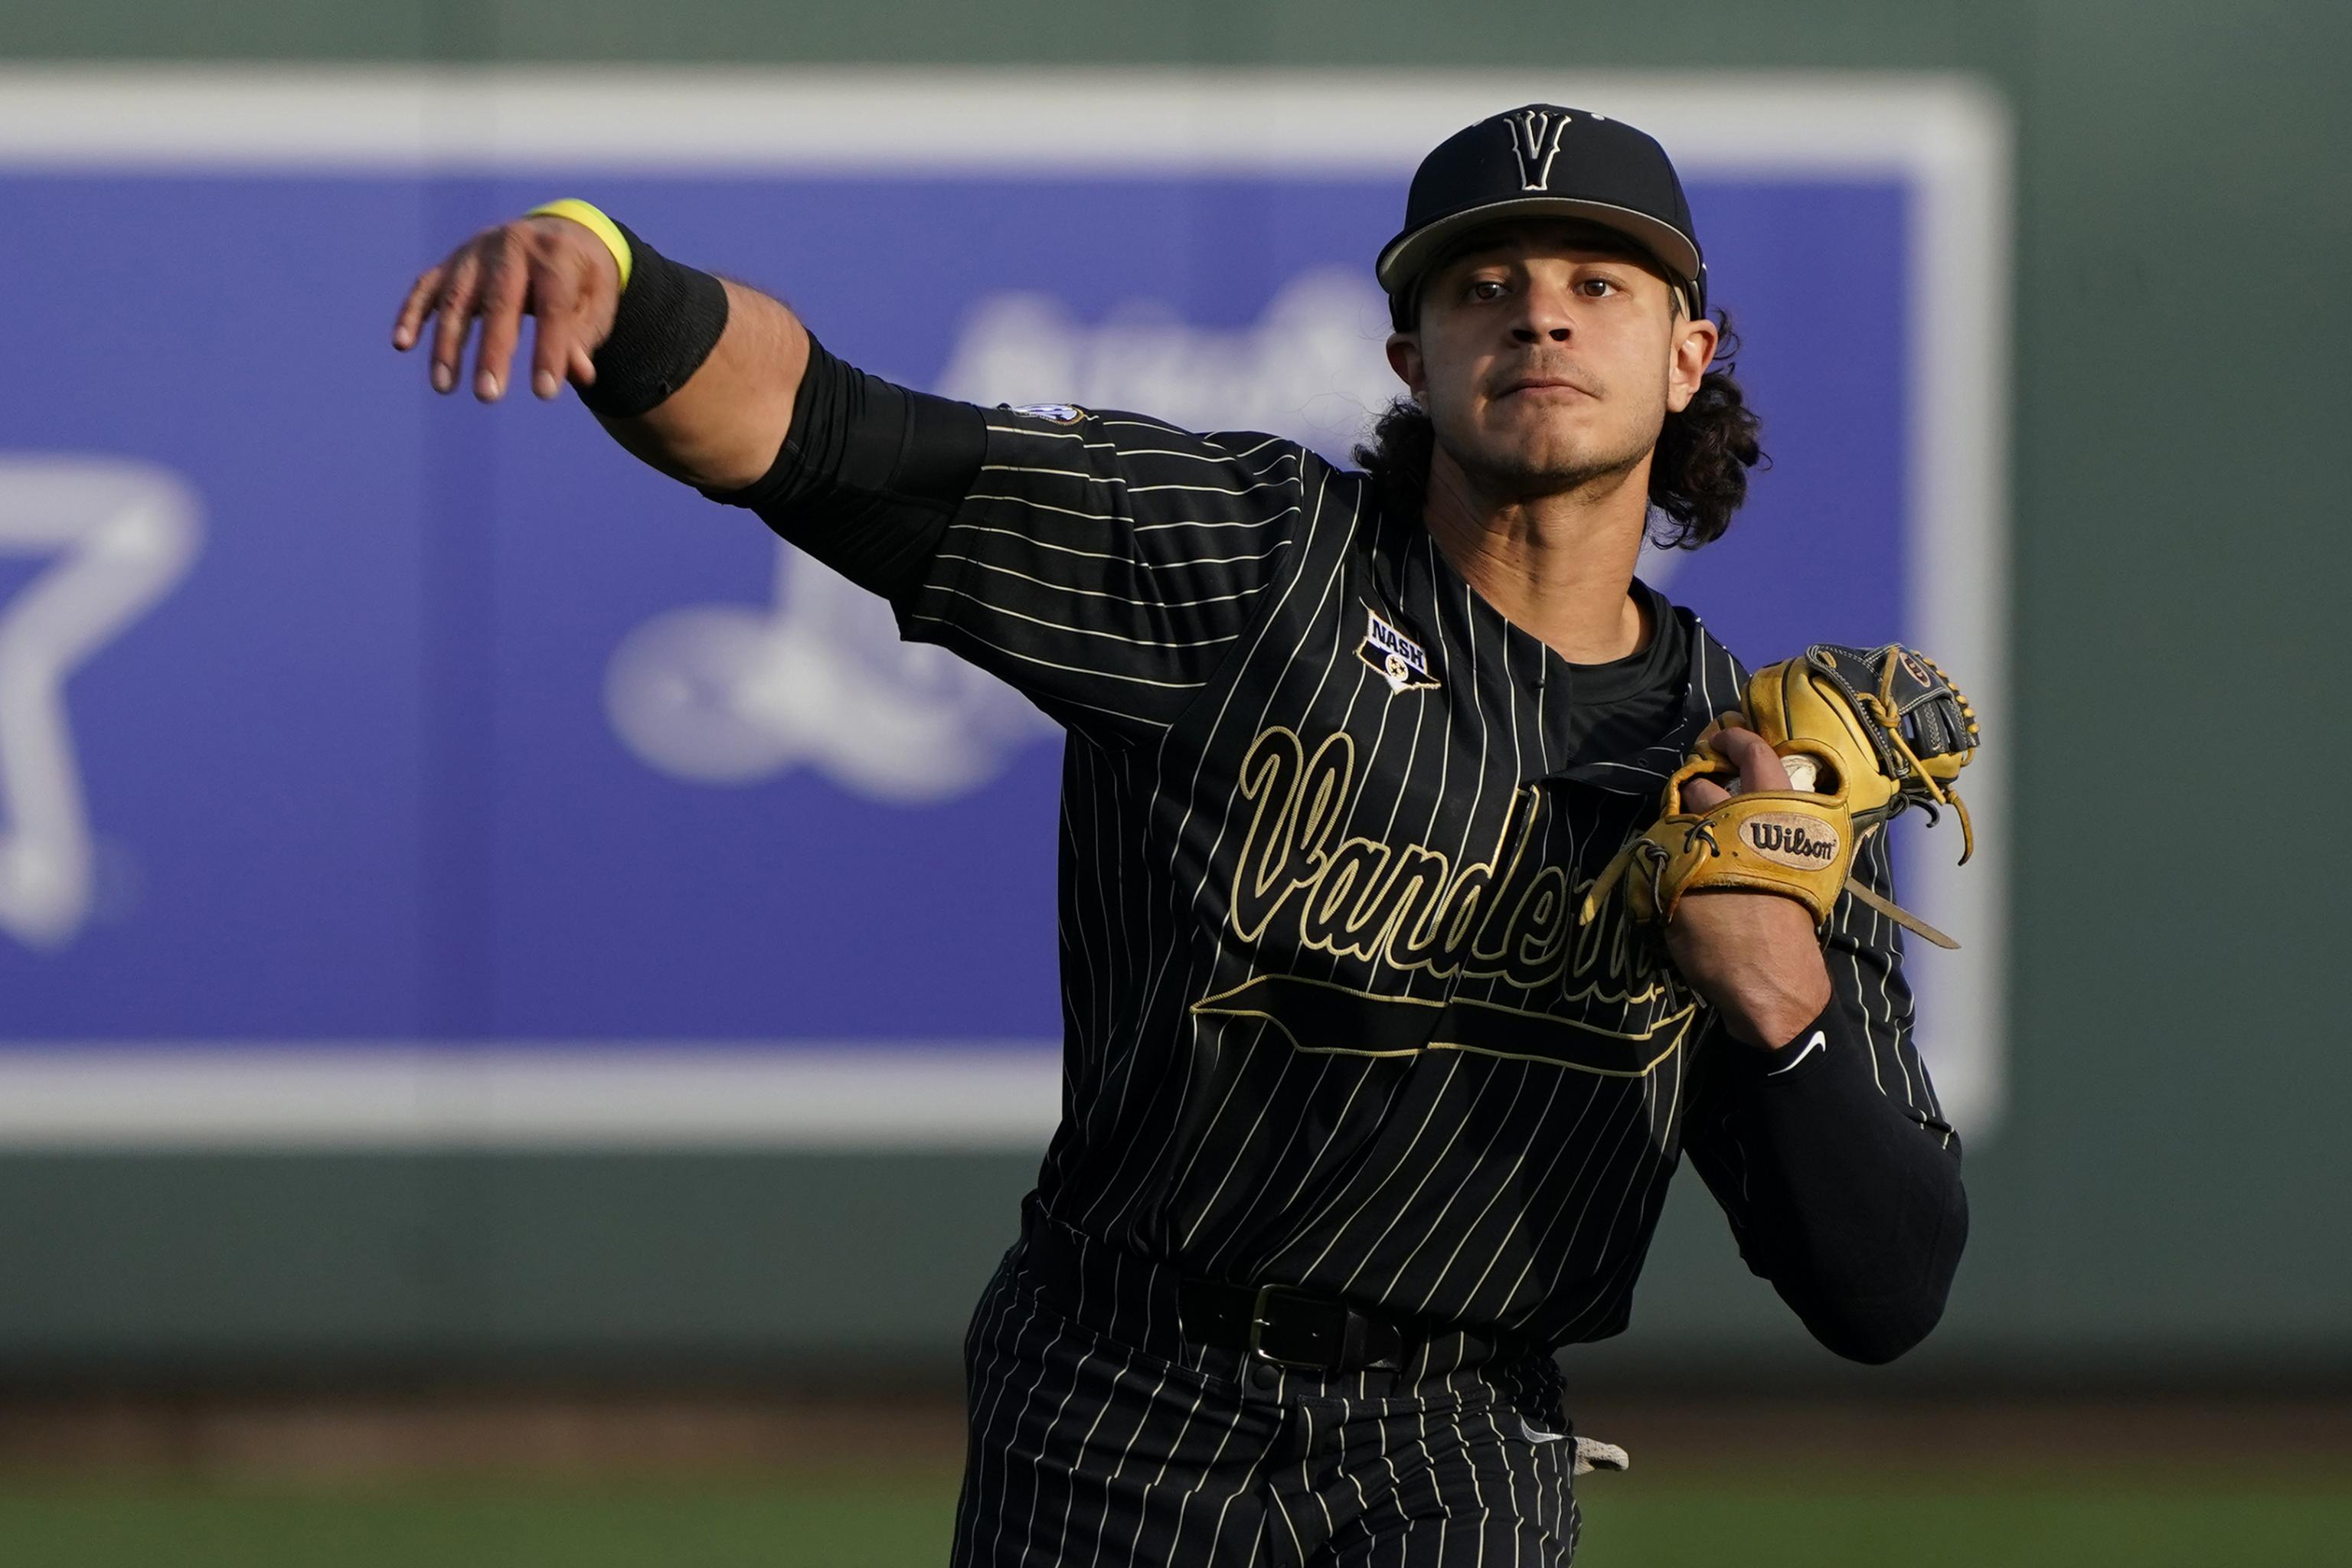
[1681,831,1970,1364]
[700,332,986,601]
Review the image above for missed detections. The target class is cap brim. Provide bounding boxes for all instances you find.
[1375,196,1701,303]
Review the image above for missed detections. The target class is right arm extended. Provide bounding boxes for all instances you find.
[389,207,1319,744]
[390,211,807,491]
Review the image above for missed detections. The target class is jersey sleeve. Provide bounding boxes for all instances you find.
[887,406,1310,744]
[704,341,1312,746]
[1678,830,1970,1364]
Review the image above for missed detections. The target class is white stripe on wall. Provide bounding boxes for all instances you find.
[0,1046,1062,1150]
[0,67,2003,177]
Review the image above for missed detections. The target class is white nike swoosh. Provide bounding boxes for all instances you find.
[1767,1030,1827,1076]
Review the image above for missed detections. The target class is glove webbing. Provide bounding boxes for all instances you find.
[1847,648,1977,866]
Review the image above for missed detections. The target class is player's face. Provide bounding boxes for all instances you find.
[1387,222,1718,501]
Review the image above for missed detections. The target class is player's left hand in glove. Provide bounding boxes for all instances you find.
[1579,642,1980,950]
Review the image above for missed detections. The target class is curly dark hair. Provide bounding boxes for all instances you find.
[1353,313,1766,550]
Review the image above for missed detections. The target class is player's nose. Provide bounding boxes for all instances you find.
[1508,278,1577,345]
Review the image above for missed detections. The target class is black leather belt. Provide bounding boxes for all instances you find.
[1175,1276,1406,1372]
[1022,1207,1441,1374]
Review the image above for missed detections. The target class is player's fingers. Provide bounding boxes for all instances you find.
[526,318,561,401]
[472,232,531,401]
[1683,776,1732,812]
[1706,724,1792,794]
[427,248,485,394]
[526,264,586,400]
[392,263,446,351]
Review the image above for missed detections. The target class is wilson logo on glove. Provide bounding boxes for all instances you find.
[1741,815,1841,867]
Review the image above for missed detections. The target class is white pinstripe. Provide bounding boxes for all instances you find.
[935,551,1268,609]
[939,518,1287,572]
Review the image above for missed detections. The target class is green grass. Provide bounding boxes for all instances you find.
[1589,1471,2352,1567]
[0,1476,950,1568]
[0,1468,2345,1566]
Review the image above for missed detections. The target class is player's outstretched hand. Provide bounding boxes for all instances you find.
[391,214,622,403]
[1665,719,1834,1050]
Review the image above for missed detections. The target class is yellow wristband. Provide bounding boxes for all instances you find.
[526,198,633,292]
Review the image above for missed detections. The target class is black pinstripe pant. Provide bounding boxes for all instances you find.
[951,1208,1582,1566]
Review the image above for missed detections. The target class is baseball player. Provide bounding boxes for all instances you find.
[394,106,1968,1566]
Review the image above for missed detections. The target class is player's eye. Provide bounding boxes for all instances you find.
[1467,277,1510,302]
[1575,276,1620,298]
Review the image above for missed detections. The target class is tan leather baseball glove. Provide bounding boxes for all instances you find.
[1579,643,1980,949]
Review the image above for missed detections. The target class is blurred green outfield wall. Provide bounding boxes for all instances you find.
[0,1,2346,1387]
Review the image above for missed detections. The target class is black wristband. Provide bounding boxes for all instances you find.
[578,221,730,419]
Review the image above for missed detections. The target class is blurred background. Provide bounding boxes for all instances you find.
[0,4,2347,1566]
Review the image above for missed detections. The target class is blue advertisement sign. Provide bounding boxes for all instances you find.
[0,74,2007,1142]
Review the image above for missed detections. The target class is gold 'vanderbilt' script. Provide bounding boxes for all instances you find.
[1229,726,1670,1003]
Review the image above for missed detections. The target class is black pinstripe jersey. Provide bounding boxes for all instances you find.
[890,403,1949,1349]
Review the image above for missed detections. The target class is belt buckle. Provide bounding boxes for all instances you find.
[1247,1282,1334,1370]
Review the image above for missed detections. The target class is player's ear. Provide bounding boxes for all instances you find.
[1386,333,1426,403]
[1664,312,1719,414]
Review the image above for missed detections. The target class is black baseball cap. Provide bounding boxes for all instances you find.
[1376,105,1707,328]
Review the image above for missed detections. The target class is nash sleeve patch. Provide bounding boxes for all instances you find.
[1359,607,1440,694]
[1009,403,1087,423]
